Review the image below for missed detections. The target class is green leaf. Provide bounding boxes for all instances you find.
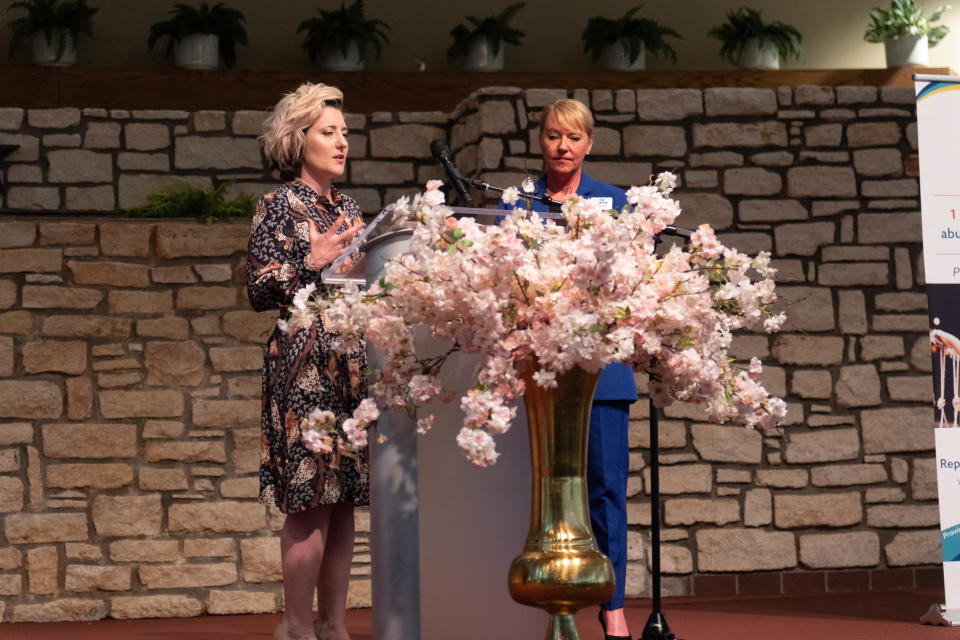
[452,227,463,240]
[447,2,525,61]
[7,0,98,61]
[590,323,605,333]
[145,2,249,68]
[708,7,803,63]
[863,0,949,45]
[581,6,681,64]
[378,274,398,292]
[297,0,390,64]
[122,181,256,223]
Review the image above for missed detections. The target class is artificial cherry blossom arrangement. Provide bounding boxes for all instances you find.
[290,173,787,466]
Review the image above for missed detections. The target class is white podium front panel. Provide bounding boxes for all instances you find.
[364,232,545,639]
[417,351,545,640]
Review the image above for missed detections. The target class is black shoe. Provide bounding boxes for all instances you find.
[598,607,632,640]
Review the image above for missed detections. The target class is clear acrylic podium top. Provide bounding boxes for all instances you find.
[321,205,559,286]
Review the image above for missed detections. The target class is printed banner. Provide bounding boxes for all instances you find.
[916,74,960,618]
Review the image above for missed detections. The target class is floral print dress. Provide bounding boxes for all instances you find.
[246,179,369,513]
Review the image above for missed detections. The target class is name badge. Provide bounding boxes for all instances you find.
[589,196,614,210]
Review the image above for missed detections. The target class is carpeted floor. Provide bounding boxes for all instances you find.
[3,589,955,640]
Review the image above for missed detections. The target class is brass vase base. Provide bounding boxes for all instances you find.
[547,613,579,640]
[508,364,615,640]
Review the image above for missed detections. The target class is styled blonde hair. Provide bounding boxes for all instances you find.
[261,82,344,179]
[539,98,594,138]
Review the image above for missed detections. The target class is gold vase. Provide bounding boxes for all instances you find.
[508,364,615,640]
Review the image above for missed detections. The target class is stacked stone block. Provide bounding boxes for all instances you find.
[0,84,942,619]
[0,221,371,622]
[0,107,449,217]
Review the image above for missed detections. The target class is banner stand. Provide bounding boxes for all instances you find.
[921,603,960,626]
[915,73,960,627]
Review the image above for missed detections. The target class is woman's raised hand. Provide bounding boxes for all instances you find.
[307,212,364,269]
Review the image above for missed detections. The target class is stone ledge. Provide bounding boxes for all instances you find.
[0,67,943,113]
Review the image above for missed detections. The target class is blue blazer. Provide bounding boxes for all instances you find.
[497,173,638,403]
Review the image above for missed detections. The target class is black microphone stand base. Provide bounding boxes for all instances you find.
[640,611,677,640]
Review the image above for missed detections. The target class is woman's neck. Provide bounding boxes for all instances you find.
[545,169,582,200]
[297,173,333,201]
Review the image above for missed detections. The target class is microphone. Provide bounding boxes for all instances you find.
[659,225,692,239]
[430,139,474,207]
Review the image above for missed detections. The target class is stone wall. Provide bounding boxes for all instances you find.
[0,84,942,622]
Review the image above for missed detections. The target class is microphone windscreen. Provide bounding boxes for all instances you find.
[430,139,450,159]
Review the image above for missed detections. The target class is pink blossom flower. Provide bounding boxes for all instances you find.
[690,224,722,259]
[417,414,435,434]
[301,425,333,455]
[654,171,678,195]
[301,178,786,463]
[456,427,499,467]
[355,398,380,423]
[501,186,521,206]
[343,418,367,448]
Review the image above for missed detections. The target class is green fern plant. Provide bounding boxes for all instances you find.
[447,2,525,63]
[708,7,802,65]
[298,0,390,64]
[6,0,97,62]
[124,182,256,225]
[147,2,248,69]
[582,6,681,65]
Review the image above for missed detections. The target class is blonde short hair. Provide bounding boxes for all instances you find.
[539,98,594,138]
[261,82,344,179]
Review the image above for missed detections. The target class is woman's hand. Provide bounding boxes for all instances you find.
[307,211,364,270]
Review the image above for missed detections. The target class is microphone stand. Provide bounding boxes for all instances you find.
[640,228,691,640]
[641,395,677,640]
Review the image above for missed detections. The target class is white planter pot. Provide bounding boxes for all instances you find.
[32,32,76,67]
[174,33,219,70]
[736,37,779,70]
[320,41,365,71]
[464,37,504,71]
[600,40,645,71]
[884,34,929,67]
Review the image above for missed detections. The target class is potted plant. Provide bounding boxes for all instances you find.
[447,2,525,71]
[707,7,802,70]
[298,0,390,71]
[147,2,248,70]
[581,6,681,71]
[6,0,97,66]
[124,182,256,225]
[864,0,949,67]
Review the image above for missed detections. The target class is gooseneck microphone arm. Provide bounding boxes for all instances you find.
[429,139,474,207]
[464,178,563,210]
[658,225,692,239]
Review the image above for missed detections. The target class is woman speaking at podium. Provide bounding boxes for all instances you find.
[500,98,637,640]
[247,82,366,640]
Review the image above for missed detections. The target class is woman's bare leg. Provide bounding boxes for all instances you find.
[314,502,356,640]
[280,505,333,640]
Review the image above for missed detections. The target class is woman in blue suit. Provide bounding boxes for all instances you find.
[499,98,637,640]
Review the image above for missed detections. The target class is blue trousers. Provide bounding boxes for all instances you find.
[587,400,631,610]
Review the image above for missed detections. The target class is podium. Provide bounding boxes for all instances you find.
[357,222,546,640]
